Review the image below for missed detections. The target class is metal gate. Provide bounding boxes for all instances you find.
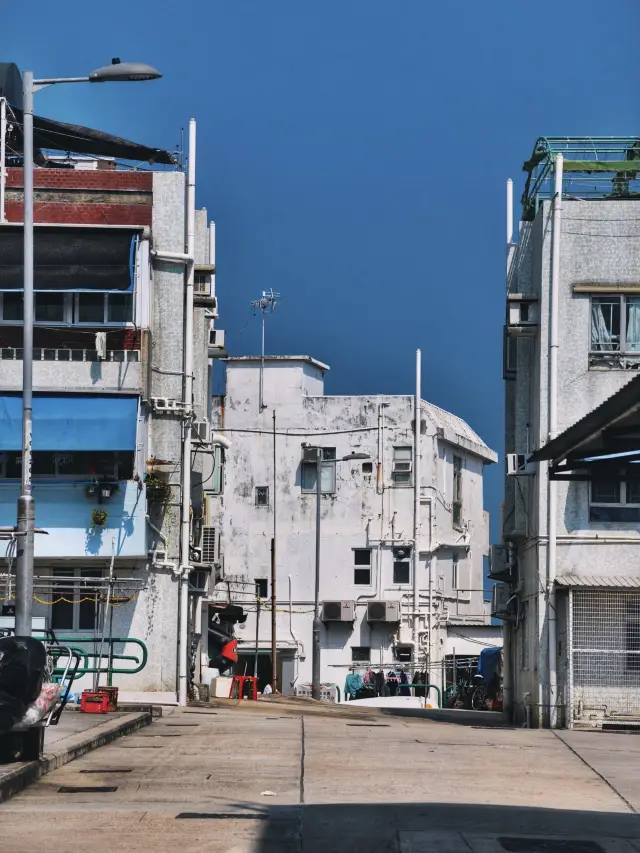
[570,588,640,725]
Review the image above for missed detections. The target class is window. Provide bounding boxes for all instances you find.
[351,646,370,663]
[2,293,23,321]
[50,568,102,632]
[393,561,410,585]
[591,295,640,354]
[393,645,413,663]
[35,293,65,323]
[452,554,459,590]
[255,578,268,598]
[627,599,640,671]
[362,461,373,475]
[0,451,133,481]
[301,447,336,494]
[590,479,640,522]
[453,455,463,528]
[0,291,134,325]
[353,549,372,585]
[255,486,269,507]
[392,446,412,485]
[503,327,517,380]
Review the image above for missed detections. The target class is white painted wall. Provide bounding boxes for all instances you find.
[209,356,497,698]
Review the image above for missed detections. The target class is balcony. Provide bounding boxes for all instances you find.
[0,480,147,559]
[0,348,141,393]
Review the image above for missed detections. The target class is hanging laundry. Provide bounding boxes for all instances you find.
[399,669,411,697]
[374,670,388,697]
[344,671,364,701]
[387,670,399,697]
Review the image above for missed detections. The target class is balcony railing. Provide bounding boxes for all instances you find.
[1,348,139,363]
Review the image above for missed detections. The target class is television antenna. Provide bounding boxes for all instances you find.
[251,289,280,411]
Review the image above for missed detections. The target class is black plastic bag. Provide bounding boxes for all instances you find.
[0,637,46,733]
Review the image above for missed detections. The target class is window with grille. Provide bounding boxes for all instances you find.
[590,479,640,522]
[453,455,463,529]
[255,486,269,506]
[353,549,371,585]
[202,527,216,563]
[301,447,336,494]
[351,646,370,663]
[393,561,410,585]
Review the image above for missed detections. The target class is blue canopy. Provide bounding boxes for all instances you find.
[0,395,138,451]
[477,646,502,681]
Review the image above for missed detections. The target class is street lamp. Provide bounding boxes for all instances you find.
[15,60,161,638]
[310,449,371,700]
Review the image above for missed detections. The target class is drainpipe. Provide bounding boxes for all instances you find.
[178,118,197,707]
[547,153,563,728]
[412,349,421,660]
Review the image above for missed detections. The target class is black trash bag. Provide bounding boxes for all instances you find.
[0,637,46,733]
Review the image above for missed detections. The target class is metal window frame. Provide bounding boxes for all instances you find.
[301,448,337,494]
[351,646,371,663]
[393,560,411,585]
[49,567,103,634]
[590,293,640,356]
[590,480,640,508]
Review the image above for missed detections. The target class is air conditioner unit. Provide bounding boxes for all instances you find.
[392,461,413,474]
[302,446,320,463]
[208,329,225,349]
[507,295,538,336]
[367,600,400,623]
[506,453,534,476]
[491,583,516,622]
[191,420,211,444]
[321,600,355,622]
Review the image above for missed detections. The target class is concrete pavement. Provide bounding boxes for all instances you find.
[1,699,640,852]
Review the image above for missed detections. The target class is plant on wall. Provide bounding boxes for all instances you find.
[91,508,108,528]
[145,474,171,504]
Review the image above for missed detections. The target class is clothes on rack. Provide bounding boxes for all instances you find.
[344,671,364,701]
[399,669,411,697]
[363,668,375,685]
[375,670,388,697]
[387,670,399,697]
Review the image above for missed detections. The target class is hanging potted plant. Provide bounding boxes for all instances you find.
[91,508,108,528]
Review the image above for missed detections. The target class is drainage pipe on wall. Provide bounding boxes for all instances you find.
[412,349,422,658]
[547,153,563,728]
[178,118,197,708]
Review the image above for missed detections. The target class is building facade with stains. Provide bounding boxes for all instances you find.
[205,356,499,699]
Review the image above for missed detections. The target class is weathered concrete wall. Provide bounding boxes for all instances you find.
[209,357,496,694]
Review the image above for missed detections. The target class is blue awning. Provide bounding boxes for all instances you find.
[0,395,138,451]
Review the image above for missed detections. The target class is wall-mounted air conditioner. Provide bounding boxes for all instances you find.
[301,445,320,463]
[321,600,355,622]
[506,453,534,476]
[191,420,211,445]
[491,583,516,622]
[209,329,225,349]
[367,600,400,623]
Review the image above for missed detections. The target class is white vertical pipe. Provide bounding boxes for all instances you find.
[547,153,563,728]
[0,98,6,223]
[178,118,196,707]
[412,349,421,664]
[506,179,513,245]
[209,222,216,298]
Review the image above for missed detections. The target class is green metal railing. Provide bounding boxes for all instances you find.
[35,635,148,686]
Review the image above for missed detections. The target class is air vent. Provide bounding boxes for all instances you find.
[392,546,412,561]
[202,527,216,563]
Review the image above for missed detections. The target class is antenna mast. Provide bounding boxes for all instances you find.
[251,289,280,411]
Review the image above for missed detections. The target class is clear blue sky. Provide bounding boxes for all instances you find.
[7,0,640,538]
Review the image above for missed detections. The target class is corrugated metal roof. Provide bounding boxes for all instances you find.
[423,402,496,460]
[556,574,640,588]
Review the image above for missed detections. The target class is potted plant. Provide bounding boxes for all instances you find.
[91,508,108,528]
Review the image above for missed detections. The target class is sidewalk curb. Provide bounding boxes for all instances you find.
[0,710,152,805]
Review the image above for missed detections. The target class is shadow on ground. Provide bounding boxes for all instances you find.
[176,801,640,853]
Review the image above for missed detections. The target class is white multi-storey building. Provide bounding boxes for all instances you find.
[206,355,499,699]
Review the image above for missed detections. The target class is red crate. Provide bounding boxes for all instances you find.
[80,691,110,714]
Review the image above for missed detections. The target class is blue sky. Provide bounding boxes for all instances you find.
[6,0,640,539]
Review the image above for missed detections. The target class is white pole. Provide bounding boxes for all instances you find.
[209,222,216,300]
[547,153,563,728]
[0,98,6,224]
[178,118,196,707]
[506,178,513,245]
[412,349,421,666]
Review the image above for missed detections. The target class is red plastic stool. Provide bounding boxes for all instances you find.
[229,676,258,700]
